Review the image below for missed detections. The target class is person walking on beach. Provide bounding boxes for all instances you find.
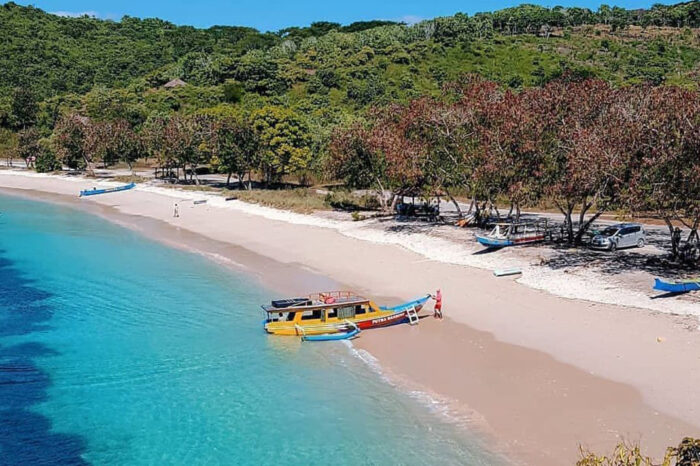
[432,289,443,319]
[173,203,179,218]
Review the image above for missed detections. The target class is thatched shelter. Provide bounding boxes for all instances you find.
[163,78,187,89]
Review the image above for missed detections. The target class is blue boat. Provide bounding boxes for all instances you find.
[80,183,136,197]
[475,222,545,248]
[653,278,700,293]
[379,294,431,312]
[302,327,361,342]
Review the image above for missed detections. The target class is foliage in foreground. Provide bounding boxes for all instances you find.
[577,438,700,466]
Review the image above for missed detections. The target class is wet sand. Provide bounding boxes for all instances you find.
[1,172,699,465]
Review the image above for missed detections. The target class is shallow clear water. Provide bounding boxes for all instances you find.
[0,194,500,465]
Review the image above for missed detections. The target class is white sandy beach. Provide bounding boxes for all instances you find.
[1,170,699,465]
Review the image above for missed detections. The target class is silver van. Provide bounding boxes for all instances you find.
[590,223,646,251]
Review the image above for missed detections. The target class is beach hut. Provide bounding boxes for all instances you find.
[163,78,187,89]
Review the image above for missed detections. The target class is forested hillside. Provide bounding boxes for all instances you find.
[1,1,699,100]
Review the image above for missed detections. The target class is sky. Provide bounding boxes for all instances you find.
[13,0,679,31]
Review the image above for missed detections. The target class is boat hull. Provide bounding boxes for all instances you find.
[475,233,545,248]
[80,183,136,197]
[654,278,700,293]
[358,295,430,329]
[302,328,360,342]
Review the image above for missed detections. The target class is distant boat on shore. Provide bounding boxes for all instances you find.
[475,222,546,248]
[653,277,700,293]
[262,291,430,337]
[79,183,136,197]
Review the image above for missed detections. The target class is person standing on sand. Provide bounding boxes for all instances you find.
[173,203,179,218]
[432,289,443,319]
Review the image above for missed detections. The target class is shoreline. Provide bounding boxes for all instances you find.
[2,171,699,465]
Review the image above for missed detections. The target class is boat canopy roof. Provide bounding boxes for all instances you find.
[262,291,369,313]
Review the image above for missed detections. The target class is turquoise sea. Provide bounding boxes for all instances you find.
[0,194,500,465]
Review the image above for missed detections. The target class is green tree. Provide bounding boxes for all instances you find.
[10,87,37,130]
[35,138,61,173]
[52,114,89,171]
[250,106,312,184]
[211,116,259,188]
[15,126,40,168]
[162,115,214,185]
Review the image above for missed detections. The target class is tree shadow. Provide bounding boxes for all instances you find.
[542,245,693,278]
[0,249,88,465]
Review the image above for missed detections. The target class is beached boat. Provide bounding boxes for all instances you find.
[653,277,700,293]
[475,222,546,248]
[262,291,431,336]
[79,183,136,197]
[301,321,360,342]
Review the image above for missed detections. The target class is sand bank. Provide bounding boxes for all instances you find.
[1,171,698,465]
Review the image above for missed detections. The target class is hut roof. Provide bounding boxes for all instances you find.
[163,78,187,89]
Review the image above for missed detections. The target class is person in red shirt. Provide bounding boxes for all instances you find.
[433,289,443,319]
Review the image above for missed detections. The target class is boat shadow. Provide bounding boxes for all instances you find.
[650,291,691,299]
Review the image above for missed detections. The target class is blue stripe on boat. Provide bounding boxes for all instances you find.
[379,294,431,312]
[654,278,700,293]
[302,328,360,342]
[80,183,136,197]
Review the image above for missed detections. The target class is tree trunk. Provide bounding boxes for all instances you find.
[192,166,200,186]
[466,197,475,215]
[444,188,462,218]
[226,172,232,188]
[83,156,95,177]
[389,193,399,213]
[556,202,574,244]
[574,200,595,245]
[575,211,603,245]
[491,200,500,220]
[374,177,388,211]
[664,217,680,258]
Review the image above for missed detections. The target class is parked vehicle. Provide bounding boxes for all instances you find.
[590,223,646,251]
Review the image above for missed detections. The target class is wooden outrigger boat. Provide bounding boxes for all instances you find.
[653,278,700,293]
[301,321,360,342]
[475,222,546,248]
[79,183,136,197]
[262,291,431,336]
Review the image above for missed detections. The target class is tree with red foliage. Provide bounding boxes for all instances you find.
[627,86,700,260]
[327,121,389,209]
[541,79,635,244]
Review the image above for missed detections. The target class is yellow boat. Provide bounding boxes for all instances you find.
[262,291,431,336]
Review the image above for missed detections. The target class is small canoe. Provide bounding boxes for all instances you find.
[302,327,360,342]
[653,278,700,293]
[80,183,135,197]
[494,268,522,277]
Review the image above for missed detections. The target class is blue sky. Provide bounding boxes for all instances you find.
[13,0,678,31]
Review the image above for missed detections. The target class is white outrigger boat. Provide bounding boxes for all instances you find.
[475,222,546,248]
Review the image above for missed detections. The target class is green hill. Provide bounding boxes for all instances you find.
[1,1,699,163]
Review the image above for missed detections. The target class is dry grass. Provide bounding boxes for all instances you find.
[112,175,149,184]
[230,189,329,214]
